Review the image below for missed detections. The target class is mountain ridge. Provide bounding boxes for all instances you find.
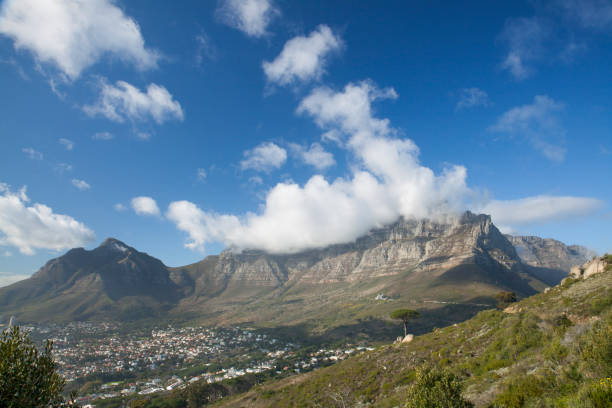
[0,212,595,331]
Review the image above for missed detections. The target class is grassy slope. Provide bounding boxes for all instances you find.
[212,264,612,407]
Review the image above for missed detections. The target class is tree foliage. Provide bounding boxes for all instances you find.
[0,325,73,407]
[404,366,473,408]
[495,291,518,308]
[390,309,419,337]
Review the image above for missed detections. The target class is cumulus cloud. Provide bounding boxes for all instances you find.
[163,81,602,254]
[489,95,566,161]
[92,131,114,140]
[499,17,549,80]
[289,143,335,171]
[71,179,90,191]
[477,195,604,232]
[263,25,342,86]
[113,203,127,212]
[240,142,287,172]
[167,81,472,254]
[22,147,42,160]
[0,183,95,254]
[0,0,158,80]
[59,137,74,150]
[456,88,491,110]
[217,0,279,38]
[131,196,160,217]
[83,80,184,124]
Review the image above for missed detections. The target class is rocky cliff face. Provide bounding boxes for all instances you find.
[183,212,535,293]
[506,235,595,273]
[1,213,580,324]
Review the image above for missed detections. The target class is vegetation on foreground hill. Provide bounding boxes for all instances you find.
[0,326,74,407]
[197,258,612,407]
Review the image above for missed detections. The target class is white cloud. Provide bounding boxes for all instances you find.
[290,143,335,171]
[113,203,127,212]
[197,168,207,181]
[131,196,160,217]
[0,273,32,288]
[456,88,491,110]
[489,95,566,161]
[167,81,471,254]
[164,81,602,255]
[0,183,95,255]
[71,179,91,191]
[59,137,74,150]
[195,32,217,65]
[0,0,158,80]
[263,25,342,86]
[499,17,549,80]
[22,147,42,160]
[218,0,279,38]
[55,163,72,173]
[92,131,114,140]
[241,142,287,172]
[555,0,612,30]
[83,80,184,124]
[476,195,604,232]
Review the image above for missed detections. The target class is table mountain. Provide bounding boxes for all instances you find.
[0,213,585,331]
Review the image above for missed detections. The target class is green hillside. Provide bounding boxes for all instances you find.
[147,257,612,407]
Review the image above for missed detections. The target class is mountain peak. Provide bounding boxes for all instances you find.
[99,238,130,253]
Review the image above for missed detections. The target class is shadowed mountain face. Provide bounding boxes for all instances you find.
[505,235,596,285]
[0,238,182,322]
[0,213,582,329]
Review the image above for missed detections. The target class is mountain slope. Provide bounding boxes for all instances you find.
[506,235,596,285]
[0,213,578,331]
[0,238,182,322]
[205,256,612,408]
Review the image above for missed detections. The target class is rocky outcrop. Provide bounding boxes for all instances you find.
[570,256,610,279]
[506,235,595,273]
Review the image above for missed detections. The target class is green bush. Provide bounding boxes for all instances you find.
[590,291,612,315]
[493,375,552,408]
[0,325,74,407]
[553,314,573,335]
[564,378,612,408]
[582,316,612,377]
[584,378,612,408]
[404,366,473,408]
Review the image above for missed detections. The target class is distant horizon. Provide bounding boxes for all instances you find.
[1,0,611,284]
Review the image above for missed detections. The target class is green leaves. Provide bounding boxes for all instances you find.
[0,326,72,407]
[389,309,419,322]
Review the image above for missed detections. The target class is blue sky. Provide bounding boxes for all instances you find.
[1,0,611,285]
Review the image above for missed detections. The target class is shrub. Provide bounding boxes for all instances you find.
[0,325,74,407]
[582,316,612,377]
[553,314,573,335]
[404,366,473,408]
[495,291,517,309]
[493,375,551,408]
[585,378,612,408]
